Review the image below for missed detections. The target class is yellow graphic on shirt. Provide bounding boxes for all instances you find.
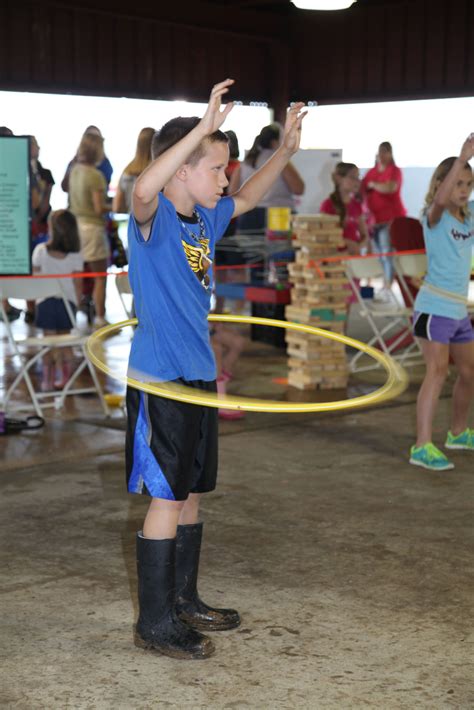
[182,238,212,288]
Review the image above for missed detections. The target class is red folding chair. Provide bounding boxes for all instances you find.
[390,217,425,305]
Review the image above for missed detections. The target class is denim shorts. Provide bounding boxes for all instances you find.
[413,312,473,345]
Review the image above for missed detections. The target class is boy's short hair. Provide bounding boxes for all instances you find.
[151,117,229,164]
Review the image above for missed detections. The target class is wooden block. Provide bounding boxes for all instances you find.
[287,348,341,362]
[296,297,347,309]
[293,231,343,241]
[287,370,348,390]
[286,342,346,358]
[292,213,340,224]
[302,308,346,321]
[287,372,348,390]
[319,263,347,274]
[314,235,344,244]
[285,338,345,354]
[307,277,348,287]
[287,355,337,367]
[295,251,310,264]
[305,289,349,301]
[290,287,308,299]
[293,241,345,252]
[285,329,340,343]
[285,336,345,350]
[287,263,303,275]
[288,374,320,390]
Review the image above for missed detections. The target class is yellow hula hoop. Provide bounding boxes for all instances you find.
[86,314,408,413]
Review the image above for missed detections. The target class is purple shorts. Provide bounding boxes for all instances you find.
[413,312,473,345]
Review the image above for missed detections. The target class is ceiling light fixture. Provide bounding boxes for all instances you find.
[291,1,356,10]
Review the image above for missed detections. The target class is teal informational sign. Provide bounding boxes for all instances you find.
[0,136,31,275]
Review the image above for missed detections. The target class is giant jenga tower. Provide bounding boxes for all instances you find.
[285,214,350,390]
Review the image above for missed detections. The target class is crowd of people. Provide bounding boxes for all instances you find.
[1,117,472,458]
[1,119,409,335]
[1,123,155,329]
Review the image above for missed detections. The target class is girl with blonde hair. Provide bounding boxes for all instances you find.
[410,135,474,471]
[69,132,110,328]
[61,125,113,193]
[113,127,155,214]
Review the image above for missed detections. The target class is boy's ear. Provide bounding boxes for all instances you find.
[176,164,190,182]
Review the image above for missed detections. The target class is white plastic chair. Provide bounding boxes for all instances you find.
[346,255,423,372]
[0,277,109,417]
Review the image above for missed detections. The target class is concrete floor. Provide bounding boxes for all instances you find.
[1,298,473,709]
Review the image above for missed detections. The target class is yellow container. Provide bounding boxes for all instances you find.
[104,393,125,408]
[267,207,291,232]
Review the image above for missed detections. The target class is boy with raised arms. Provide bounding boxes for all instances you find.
[126,79,306,659]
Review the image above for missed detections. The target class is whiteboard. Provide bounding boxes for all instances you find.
[291,148,343,215]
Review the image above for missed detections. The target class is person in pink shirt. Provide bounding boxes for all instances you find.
[320,161,370,254]
[320,162,370,304]
[362,142,406,293]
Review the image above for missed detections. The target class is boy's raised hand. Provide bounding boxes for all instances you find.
[282,102,307,155]
[459,133,474,162]
[200,79,235,135]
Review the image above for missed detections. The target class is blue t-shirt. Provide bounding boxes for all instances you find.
[98,157,113,187]
[414,210,473,319]
[127,193,234,382]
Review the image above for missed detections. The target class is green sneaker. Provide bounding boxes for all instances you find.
[409,442,454,471]
[445,428,474,451]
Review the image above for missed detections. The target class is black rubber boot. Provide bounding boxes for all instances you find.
[175,523,240,631]
[134,534,215,659]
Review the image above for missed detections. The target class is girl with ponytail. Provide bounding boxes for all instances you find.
[320,162,370,254]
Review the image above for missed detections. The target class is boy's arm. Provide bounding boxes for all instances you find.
[132,79,235,231]
[232,103,307,218]
[427,134,473,228]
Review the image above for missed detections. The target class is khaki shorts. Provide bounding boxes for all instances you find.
[77,218,109,262]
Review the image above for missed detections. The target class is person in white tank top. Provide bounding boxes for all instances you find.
[229,122,305,233]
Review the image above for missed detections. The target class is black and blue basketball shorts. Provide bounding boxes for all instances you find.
[125,379,218,501]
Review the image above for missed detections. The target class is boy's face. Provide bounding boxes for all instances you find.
[185,141,230,209]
